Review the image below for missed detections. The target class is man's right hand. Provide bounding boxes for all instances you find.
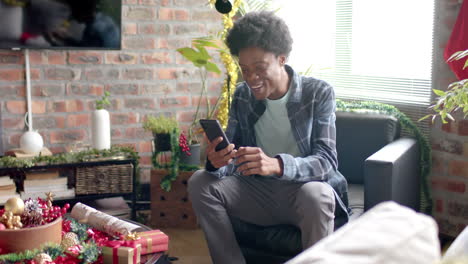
[206,137,236,169]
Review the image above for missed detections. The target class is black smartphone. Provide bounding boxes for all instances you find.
[199,119,230,151]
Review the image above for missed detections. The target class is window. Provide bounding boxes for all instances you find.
[275,0,435,135]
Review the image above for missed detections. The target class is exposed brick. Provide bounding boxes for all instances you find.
[436,199,444,213]
[142,52,172,64]
[111,128,123,139]
[0,85,20,97]
[68,52,103,64]
[84,68,119,81]
[464,142,468,157]
[449,160,468,178]
[89,99,124,111]
[173,0,205,7]
[0,69,24,81]
[431,177,466,193]
[107,83,139,95]
[6,101,26,114]
[67,83,104,96]
[34,116,66,130]
[48,100,85,113]
[140,155,152,166]
[125,127,138,138]
[67,114,90,128]
[105,53,138,64]
[459,120,468,136]
[177,110,196,123]
[125,98,156,109]
[156,38,190,50]
[158,8,190,21]
[123,0,137,3]
[29,51,44,64]
[48,51,67,65]
[139,141,153,153]
[176,82,202,93]
[192,10,222,21]
[448,201,468,218]
[123,68,153,80]
[111,112,139,125]
[156,68,183,80]
[2,117,24,130]
[160,96,190,108]
[124,23,138,35]
[22,84,65,97]
[139,168,151,183]
[173,24,205,35]
[432,138,463,155]
[191,96,220,109]
[49,146,67,154]
[159,0,170,6]
[123,37,156,49]
[0,52,22,64]
[113,142,137,151]
[138,24,170,35]
[140,83,172,95]
[8,133,23,147]
[139,0,157,5]
[124,7,156,20]
[46,68,78,80]
[432,154,445,174]
[30,69,40,80]
[49,130,86,144]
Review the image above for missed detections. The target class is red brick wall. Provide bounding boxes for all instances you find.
[431,0,468,237]
[0,0,224,183]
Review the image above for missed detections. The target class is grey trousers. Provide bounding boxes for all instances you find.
[187,170,336,264]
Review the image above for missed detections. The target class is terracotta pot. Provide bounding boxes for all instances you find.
[0,217,62,253]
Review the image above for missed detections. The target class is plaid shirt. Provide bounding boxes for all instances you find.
[207,65,339,183]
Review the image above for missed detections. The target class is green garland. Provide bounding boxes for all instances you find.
[336,99,432,215]
[0,146,140,169]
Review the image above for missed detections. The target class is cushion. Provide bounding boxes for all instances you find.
[348,184,364,221]
[286,201,441,264]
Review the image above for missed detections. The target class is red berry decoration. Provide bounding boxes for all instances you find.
[179,132,191,156]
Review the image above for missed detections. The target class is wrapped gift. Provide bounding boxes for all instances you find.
[135,230,169,255]
[102,241,141,264]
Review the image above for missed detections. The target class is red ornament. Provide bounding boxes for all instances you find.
[179,132,191,156]
[0,223,5,230]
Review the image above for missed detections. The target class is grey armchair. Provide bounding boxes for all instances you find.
[231,111,421,264]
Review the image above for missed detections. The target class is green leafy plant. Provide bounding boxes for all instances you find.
[420,49,468,123]
[177,37,223,144]
[95,91,111,110]
[142,115,180,135]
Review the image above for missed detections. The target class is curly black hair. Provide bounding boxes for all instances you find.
[226,11,293,57]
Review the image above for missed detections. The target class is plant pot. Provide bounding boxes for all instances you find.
[0,217,62,253]
[154,133,172,152]
[180,143,201,166]
[92,109,111,150]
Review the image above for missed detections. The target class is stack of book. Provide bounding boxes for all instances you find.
[0,176,19,204]
[20,170,75,200]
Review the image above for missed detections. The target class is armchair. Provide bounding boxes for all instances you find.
[231,111,421,264]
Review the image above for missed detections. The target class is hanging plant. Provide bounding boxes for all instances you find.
[336,99,432,215]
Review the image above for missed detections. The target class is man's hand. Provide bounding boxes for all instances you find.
[235,147,283,177]
[206,137,236,169]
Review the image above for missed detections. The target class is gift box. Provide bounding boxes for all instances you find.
[136,230,169,255]
[102,242,141,264]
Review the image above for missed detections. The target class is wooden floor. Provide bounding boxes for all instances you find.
[160,228,212,264]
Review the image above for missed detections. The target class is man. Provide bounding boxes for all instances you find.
[188,11,349,264]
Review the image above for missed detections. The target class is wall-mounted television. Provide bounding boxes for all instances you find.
[0,0,121,50]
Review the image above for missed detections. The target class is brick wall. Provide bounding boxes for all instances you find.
[0,0,224,183]
[431,0,468,237]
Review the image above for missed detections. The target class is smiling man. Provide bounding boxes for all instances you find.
[188,11,349,264]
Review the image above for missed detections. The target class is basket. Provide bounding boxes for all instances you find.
[75,164,133,195]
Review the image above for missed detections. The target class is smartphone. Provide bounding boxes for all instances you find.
[199,119,230,151]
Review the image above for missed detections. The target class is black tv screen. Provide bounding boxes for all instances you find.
[0,0,121,50]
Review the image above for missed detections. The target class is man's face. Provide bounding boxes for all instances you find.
[238,47,287,100]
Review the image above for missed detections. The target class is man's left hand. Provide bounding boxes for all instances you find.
[235,147,283,177]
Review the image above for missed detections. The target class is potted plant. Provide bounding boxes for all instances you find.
[421,49,468,123]
[177,37,223,165]
[92,91,111,150]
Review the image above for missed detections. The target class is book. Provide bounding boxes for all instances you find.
[0,176,14,186]
[20,188,75,200]
[25,170,59,180]
[4,147,52,159]
[23,177,67,187]
[23,184,68,193]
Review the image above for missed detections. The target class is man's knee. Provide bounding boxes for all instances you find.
[187,169,215,198]
[296,182,335,212]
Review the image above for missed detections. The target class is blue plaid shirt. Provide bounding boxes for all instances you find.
[207,65,338,182]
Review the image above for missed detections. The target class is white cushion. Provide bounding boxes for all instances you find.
[286,201,441,264]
